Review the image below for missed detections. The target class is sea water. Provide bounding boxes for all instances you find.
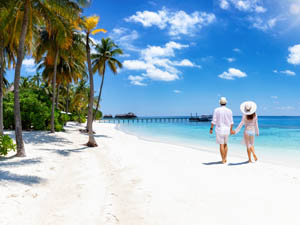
[117,116,300,168]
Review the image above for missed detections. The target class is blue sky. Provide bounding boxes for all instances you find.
[7,0,300,116]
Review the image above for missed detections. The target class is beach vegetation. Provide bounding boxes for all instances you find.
[0,134,16,156]
[82,15,107,147]
[92,38,123,121]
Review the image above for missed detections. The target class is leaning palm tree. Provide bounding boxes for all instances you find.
[82,15,106,147]
[6,0,89,156]
[92,38,123,120]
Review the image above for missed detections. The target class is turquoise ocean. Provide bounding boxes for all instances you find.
[117,116,300,168]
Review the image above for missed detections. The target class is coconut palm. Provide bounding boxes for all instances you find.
[9,0,89,156]
[92,38,123,120]
[82,15,107,147]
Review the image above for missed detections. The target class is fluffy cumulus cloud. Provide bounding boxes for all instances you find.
[218,68,247,80]
[109,27,139,52]
[128,75,147,86]
[123,41,201,85]
[219,0,266,13]
[125,8,216,37]
[287,44,300,65]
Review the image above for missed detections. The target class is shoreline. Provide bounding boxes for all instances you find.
[116,122,300,169]
[1,122,300,225]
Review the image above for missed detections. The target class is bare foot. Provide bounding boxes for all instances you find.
[248,160,253,163]
[253,155,258,161]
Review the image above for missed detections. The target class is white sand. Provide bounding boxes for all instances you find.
[1,122,300,225]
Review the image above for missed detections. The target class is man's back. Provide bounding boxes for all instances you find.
[212,106,233,134]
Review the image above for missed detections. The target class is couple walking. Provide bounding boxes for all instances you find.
[209,97,259,164]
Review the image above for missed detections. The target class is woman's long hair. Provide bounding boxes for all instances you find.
[246,113,256,120]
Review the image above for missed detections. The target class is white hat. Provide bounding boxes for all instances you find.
[219,97,227,105]
[240,101,257,115]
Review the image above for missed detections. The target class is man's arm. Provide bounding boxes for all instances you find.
[210,123,214,134]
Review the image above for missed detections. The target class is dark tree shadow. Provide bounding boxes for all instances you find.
[0,158,42,167]
[40,146,89,157]
[202,161,224,165]
[0,170,44,186]
[228,161,249,166]
[21,131,72,146]
[94,134,112,138]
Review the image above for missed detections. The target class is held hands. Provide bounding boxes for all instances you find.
[230,130,236,135]
[209,128,213,134]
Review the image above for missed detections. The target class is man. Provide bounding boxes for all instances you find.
[209,97,234,164]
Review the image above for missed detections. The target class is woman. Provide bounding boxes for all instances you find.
[233,101,259,162]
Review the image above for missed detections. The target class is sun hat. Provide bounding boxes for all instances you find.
[240,101,257,115]
[219,97,227,105]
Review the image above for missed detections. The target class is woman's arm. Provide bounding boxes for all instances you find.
[235,116,245,134]
[255,116,259,136]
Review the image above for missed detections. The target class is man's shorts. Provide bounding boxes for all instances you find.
[216,132,229,144]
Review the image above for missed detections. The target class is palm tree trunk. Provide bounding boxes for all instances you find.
[14,0,30,157]
[56,83,61,109]
[50,49,59,133]
[0,40,4,135]
[86,33,97,147]
[93,65,106,121]
[66,83,70,115]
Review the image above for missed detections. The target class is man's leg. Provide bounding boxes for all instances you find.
[224,144,228,163]
[219,144,225,163]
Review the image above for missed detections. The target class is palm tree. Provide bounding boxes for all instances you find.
[92,38,123,120]
[82,15,107,147]
[9,0,89,156]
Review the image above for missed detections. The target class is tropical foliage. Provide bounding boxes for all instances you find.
[0,1,123,157]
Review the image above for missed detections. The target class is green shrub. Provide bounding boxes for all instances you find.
[3,89,66,131]
[93,110,102,120]
[0,135,16,156]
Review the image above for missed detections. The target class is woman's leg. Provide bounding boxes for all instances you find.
[244,133,252,162]
[247,147,252,162]
[250,146,258,161]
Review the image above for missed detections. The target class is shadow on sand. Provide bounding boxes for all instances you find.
[94,134,112,138]
[228,161,249,166]
[0,170,44,185]
[40,146,89,157]
[0,157,42,167]
[202,161,224,165]
[21,131,72,146]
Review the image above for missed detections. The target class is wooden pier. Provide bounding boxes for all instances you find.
[100,117,190,124]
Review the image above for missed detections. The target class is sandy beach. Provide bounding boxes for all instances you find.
[1,122,300,225]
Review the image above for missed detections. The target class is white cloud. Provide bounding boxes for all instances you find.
[273,70,278,73]
[280,70,296,76]
[22,58,35,67]
[271,96,278,99]
[123,41,200,84]
[287,44,300,65]
[125,8,216,37]
[220,0,230,9]
[255,6,267,13]
[22,58,37,73]
[218,68,247,80]
[225,57,236,62]
[173,90,182,94]
[123,60,151,70]
[110,28,139,51]
[141,41,188,60]
[128,75,147,86]
[250,17,277,31]
[219,0,266,13]
[233,48,241,53]
[171,59,201,68]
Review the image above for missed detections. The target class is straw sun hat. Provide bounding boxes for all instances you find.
[240,101,257,115]
[219,97,227,105]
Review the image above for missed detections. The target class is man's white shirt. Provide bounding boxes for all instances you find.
[212,106,234,135]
